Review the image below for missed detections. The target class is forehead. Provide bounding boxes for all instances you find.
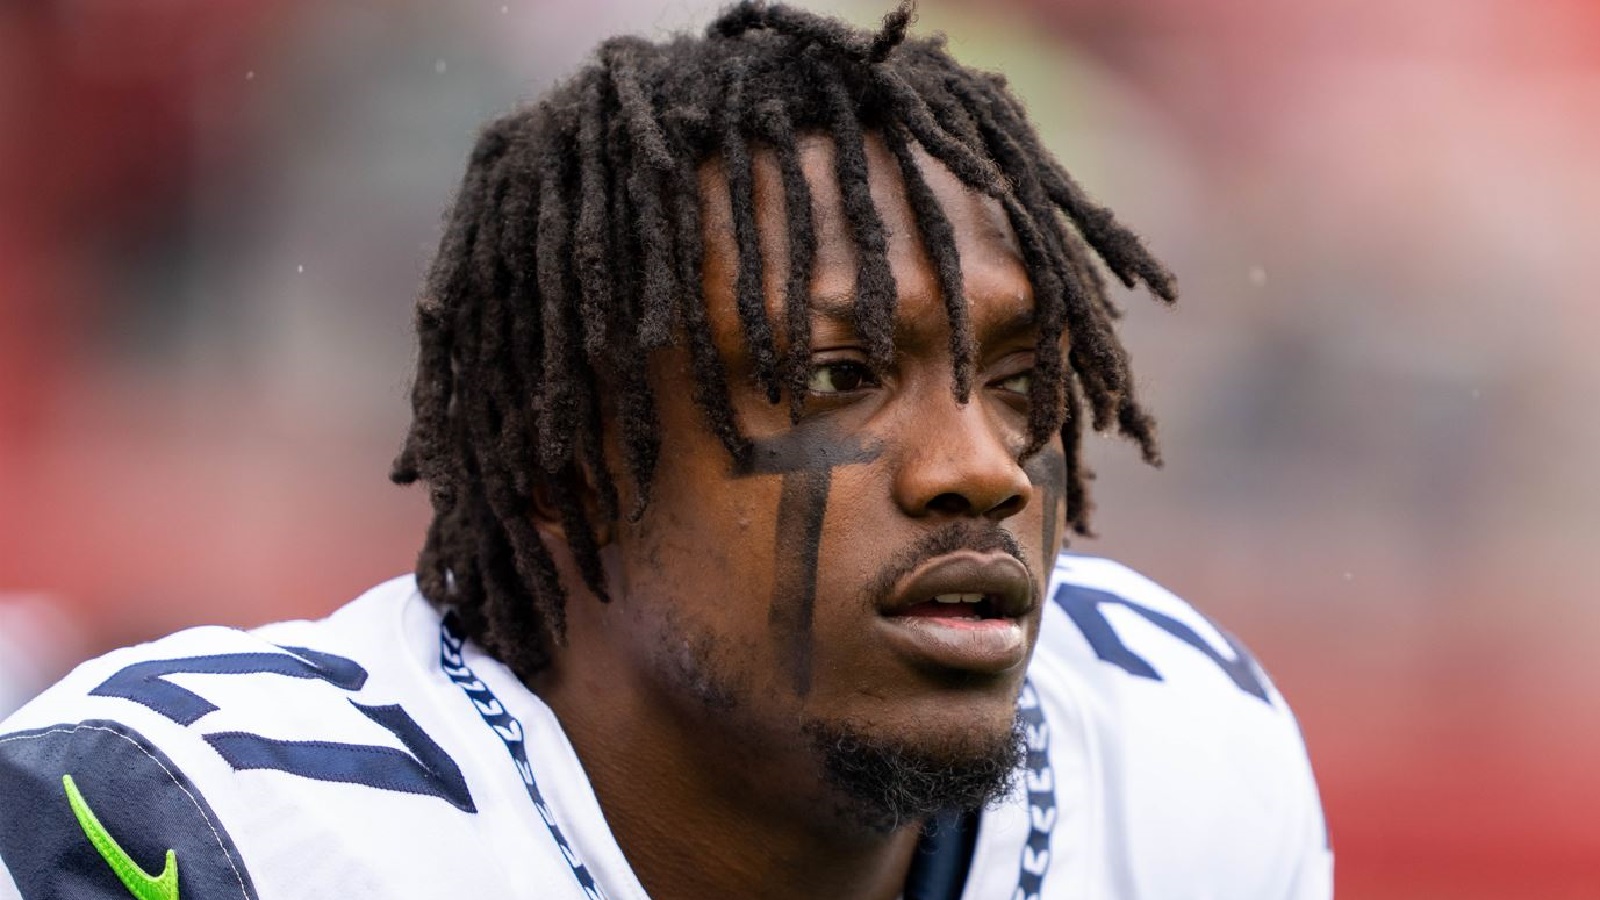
[697,131,1033,341]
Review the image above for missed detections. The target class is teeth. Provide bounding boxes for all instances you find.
[931,593,985,604]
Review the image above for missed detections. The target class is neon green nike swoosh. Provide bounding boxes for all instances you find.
[62,774,180,900]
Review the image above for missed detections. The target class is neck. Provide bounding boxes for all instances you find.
[534,667,923,900]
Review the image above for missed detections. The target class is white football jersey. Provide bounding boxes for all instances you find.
[0,555,1331,899]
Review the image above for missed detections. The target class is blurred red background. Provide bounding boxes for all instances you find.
[3,1,1598,896]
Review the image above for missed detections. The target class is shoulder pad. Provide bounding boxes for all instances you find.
[1038,554,1275,707]
[0,717,259,898]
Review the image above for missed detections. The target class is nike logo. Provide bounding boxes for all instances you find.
[62,774,180,900]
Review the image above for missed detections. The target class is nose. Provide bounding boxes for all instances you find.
[893,392,1032,521]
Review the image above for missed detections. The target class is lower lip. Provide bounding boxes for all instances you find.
[876,614,1028,675]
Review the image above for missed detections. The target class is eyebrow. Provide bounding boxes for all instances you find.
[808,291,863,327]
[805,290,1039,348]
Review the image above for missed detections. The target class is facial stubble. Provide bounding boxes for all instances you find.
[652,519,1034,833]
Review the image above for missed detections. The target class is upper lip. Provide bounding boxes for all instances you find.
[880,551,1035,619]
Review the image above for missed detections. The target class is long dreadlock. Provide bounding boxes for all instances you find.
[391,1,1177,680]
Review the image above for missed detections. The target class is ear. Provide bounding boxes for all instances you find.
[528,469,617,548]
[529,479,566,543]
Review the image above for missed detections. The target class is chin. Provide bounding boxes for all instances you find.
[870,660,1032,733]
[801,707,1027,833]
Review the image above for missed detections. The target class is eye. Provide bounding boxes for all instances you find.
[807,360,878,395]
[996,370,1032,395]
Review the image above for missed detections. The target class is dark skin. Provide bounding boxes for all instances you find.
[530,132,1066,900]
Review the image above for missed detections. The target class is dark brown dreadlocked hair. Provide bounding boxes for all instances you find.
[391,1,1177,679]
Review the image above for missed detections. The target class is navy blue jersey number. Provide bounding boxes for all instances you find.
[1053,583,1271,704]
[91,646,474,810]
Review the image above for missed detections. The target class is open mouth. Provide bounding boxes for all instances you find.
[879,552,1034,621]
[875,553,1036,673]
[898,593,1008,620]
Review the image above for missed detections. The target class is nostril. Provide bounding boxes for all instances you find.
[986,494,1024,517]
[925,493,972,515]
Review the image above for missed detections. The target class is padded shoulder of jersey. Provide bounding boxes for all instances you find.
[1027,553,1331,899]
[0,624,310,900]
[0,580,510,900]
[0,580,446,775]
[0,620,335,761]
[1035,553,1282,707]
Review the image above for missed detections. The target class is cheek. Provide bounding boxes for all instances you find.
[805,452,1060,630]
[802,466,893,623]
[616,462,783,641]
[1022,447,1067,566]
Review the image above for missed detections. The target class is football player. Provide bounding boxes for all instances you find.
[0,4,1330,897]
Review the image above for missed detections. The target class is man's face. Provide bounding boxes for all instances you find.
[573,132,1062,825]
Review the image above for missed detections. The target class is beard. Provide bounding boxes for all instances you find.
[647,519,1036,833]
[793,520,1031,832]
[803,712,1027,834]
[657,606,1028,835]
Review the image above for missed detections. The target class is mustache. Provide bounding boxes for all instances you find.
[860,522,1031,609]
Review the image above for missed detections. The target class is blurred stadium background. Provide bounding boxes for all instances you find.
[2,0,1597,896]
